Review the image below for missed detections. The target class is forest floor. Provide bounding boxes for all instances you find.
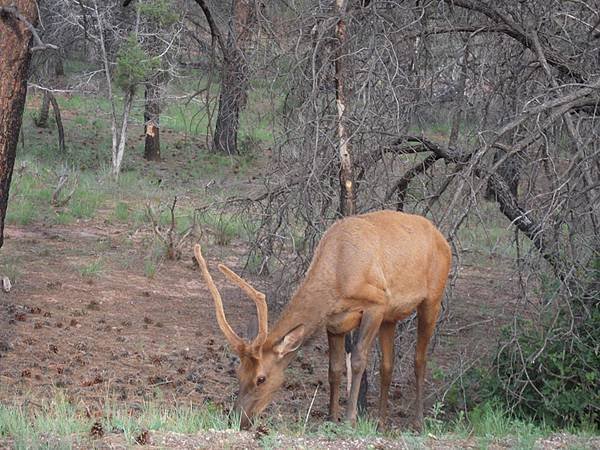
[0,90,598,448]
[2,220,597,447]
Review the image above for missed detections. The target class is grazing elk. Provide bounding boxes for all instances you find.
[193,210,451,430]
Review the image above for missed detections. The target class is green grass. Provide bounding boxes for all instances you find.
[79,258,103,277]
[455,200,533,261]
[0,255,21,283]
[419,401,559,449]
[69,190,102,219]
[198,211,249,246]
[6,199,37,226]
[0,393,596,449]
[0,395,90,449]
[143,257,158,278]
[113,201,130,222]
[0,396,237,448]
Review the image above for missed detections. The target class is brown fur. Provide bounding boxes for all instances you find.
[194,210,452,430]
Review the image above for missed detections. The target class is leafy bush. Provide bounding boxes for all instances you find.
[138,0,179,27]
[484,280,599,428]
[115,35,159,91]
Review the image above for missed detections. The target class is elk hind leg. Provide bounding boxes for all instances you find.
[327,331,345,422]
[413,300,441,431]
[378,321,396,429]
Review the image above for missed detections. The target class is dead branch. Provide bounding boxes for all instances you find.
[0,6,58,52]
[51,173,77,207]
[146,197,197,260]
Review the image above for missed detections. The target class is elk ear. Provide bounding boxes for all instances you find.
[273,325,305,358]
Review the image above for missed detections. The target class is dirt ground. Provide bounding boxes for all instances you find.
[0,212,522,429]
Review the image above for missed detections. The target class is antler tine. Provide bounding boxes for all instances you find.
[193,244,246,354]
[217,264,268,349]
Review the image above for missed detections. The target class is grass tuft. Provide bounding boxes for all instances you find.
[79,259,103,277]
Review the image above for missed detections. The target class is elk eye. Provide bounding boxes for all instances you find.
[257,376,266,386]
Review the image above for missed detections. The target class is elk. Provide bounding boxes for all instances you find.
[193,210,451,430]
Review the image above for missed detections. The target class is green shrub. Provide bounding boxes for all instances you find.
[484,297,599,428]
[115,34,159,91]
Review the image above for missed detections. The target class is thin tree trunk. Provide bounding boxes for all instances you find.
[35,91,50,128]
[335,1,354,217]
[94,0,134,179]
[448,39,469,147]
[333,0,366,414]
[47,91,65,154]
[113,89,134,177]
[53,52,64,77]
[144,81,161,161]
[212,0,253,155]
[93,0,119,173]
[0,0,38,247]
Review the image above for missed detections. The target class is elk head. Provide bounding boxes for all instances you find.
[194,244,304,429]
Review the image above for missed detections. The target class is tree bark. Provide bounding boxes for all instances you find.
[47,91,65,154]
[144,81,161,161]
[35,91,50,128]
[0,0,38,247]
[334,0,366,414]
[212,0,254,155]
[448,39,469,147]
[53,52,64,77]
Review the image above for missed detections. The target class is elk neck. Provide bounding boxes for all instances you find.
[265,275,335,349]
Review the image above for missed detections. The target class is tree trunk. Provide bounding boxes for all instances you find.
[448,39,469,147]
[0,0,38,247]
[47,91,65,154]
[212,0,254,155]
[53,52,64,77]
[35,91,50,128]
[485,150,520,201]
[112,88,134,178]
[333,0,366,414]
[144,81,161,161]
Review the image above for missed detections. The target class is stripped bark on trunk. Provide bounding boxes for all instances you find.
[144,81,161,161]
[333,0,367,413]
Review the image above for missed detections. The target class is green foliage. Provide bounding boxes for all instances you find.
[114,201,130,222]
[199,212,248,246]
[483,298,599,428]
[6,199,37,226]
[138,0,179,27]
[115,34,159,91]
[313,416,379,439]
[79,259,103,277]
[69,188,102,219]
[0,394,89,448]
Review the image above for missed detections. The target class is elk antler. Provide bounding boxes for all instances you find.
[217,264,268,348]
[194,244,246,354]
[194,244,269,353]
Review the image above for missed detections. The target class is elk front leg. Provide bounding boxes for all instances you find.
[346,309,384,424]
[327,331,346,422]
[378,321,396,429]
[413,301,441,431]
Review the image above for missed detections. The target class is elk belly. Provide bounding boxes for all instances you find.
[326,310,363,334]
[387,295,424,322]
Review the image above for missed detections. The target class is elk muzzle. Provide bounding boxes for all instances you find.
[234,396,256,430]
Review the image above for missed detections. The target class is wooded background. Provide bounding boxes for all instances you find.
[1,0,598,428]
